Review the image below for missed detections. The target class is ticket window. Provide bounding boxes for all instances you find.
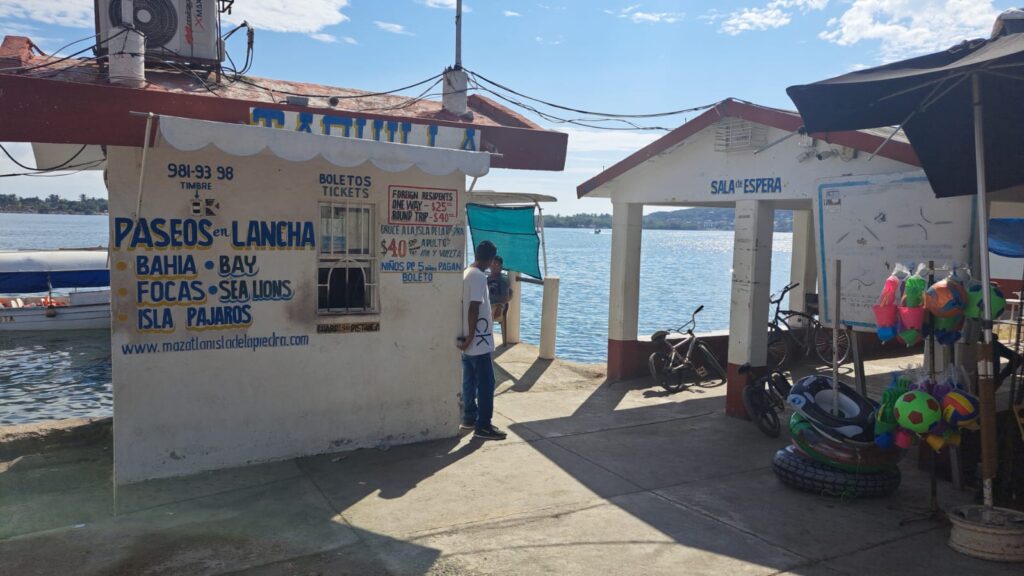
[318,203,377,314]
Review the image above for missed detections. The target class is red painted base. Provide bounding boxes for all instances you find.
[726,363,767,420]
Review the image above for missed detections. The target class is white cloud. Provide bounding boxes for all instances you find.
[627,11,684,24]
[342,36,358,45]
[720,0,827,35]
[417,0,471,11]
[223,1,350,34]
[503,10,521,17]
[0,0,353,35]
[535,35,564,45]
[310,33,338,43]
[375,21,414,35]
[819,0,1000,61]
[608,4,683,24]
[0,1,94,28]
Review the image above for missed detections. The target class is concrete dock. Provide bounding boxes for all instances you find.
[0,343,1018,575]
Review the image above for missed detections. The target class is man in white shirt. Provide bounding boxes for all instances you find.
[457,240,507,440]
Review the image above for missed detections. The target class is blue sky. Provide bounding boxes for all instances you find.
[0,0,1014,213]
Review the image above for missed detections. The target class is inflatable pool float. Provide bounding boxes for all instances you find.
[789,413,902,473]
[787,374,878,446]
[772,446,901,498]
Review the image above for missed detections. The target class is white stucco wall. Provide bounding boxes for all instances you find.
[106,144,468,483]
[591,122,913,205]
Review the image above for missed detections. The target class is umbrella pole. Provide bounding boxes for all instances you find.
[972,74,997,511]
[832,259,841,416]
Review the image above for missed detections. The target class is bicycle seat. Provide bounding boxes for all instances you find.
[651,330,670,343]
[738,363,752,374]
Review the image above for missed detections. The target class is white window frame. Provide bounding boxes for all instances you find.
[317,201,378,315]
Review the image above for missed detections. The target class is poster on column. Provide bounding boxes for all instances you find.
[379,185,465,283]
[814,172,974,331]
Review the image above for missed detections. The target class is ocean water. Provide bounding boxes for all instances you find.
[0,214,793,423]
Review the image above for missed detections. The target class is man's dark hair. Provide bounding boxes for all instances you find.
[492,255,504,265]
[475,240,497,262]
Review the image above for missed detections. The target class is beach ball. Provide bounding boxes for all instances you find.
[925,279,967,318]
[893,390,941,433]
[941,390,980,428]
[965,282,1006,320]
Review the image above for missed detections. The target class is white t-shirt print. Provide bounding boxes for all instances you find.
[461,266,494,356]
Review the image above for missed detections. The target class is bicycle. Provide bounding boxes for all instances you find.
[766,282,850,370]
[648,305,728,392]
[739,363,792,437]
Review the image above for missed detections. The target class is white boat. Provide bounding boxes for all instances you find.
[0,249,110,332]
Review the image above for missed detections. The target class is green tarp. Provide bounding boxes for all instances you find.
[466,203,542,279]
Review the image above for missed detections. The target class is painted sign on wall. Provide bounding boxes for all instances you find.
[250,108,480,151]
[710,177,784,195]
[378,185,464,283]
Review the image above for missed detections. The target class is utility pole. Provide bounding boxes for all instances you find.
[443,0,471,118]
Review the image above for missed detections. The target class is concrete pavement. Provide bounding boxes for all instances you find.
[0,343,1019,575]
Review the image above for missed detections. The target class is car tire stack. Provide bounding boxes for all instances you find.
[772,375,903,498]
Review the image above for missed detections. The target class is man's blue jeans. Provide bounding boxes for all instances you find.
[461,352,495,431]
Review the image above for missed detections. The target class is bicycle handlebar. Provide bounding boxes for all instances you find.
[693,305,704,316]
[770,282,801,304]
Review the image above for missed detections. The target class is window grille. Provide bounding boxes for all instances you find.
[317,202,378,314]
[714,118,768,152]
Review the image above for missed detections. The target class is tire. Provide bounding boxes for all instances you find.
[772,446,901,498]
[766,327,791,370]
[742,380,781,437]
[649,351,684,392]
[695,343,727,388]
[812,324,851,366]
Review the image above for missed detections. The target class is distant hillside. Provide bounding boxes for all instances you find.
[0,194,108,215]
[544,208,792,232]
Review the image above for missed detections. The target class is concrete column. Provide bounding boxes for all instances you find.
[539,276,560,360]
[726,200,775,417]
[503,271,521,345]
[788,209,817,318]
[607,202,644,380]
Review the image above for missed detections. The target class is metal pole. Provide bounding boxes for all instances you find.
[135,112,155,219]
[972,73,997,510]
[455,0,462,68]
[833,259,841,416]
[535,200,548,277]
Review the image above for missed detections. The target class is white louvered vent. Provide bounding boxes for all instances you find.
[714,119,768,152]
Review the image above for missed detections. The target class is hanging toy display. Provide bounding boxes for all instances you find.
[964,280,1007,320]
[897,264,928,347]
[925,271,968,346]
[873,264,907,343]
[875,365,980,453]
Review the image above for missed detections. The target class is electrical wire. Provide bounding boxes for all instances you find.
[467,69,714,119]
[0,29,129,74]
[0,159,106,178]
[0,143,88,171]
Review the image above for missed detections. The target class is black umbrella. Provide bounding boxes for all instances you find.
[787,10,1024,512]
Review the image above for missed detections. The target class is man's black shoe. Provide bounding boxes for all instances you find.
[473,426,508,440]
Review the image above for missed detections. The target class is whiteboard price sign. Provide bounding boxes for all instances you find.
[380,185,464,281]
[815,173,974,331]
[387,185,458,226]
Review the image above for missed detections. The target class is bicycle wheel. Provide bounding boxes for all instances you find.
[812,323,851,365]
[649,351,684,392]
[695,342,727,387]
[766,326,791,370]
[742,380,781,437]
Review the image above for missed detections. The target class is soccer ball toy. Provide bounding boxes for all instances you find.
[925,279,967,318]
[965,282,1006,320]
[893,390,941,434]
[941,390,980,428]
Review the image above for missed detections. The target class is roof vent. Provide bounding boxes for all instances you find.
[714,118,768,152]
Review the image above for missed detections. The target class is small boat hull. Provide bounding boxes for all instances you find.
[0,303,110,332]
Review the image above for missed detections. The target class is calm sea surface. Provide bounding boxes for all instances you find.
[0,213,792,423]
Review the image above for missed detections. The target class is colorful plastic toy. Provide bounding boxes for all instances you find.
[925,277,967,318]
[893,390,941,434]
[965,281,1007,320]
[873,273,901,343]
[941,390,980,428]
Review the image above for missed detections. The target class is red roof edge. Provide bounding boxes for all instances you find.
[468,94,537,129]
[576,98,921,198]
